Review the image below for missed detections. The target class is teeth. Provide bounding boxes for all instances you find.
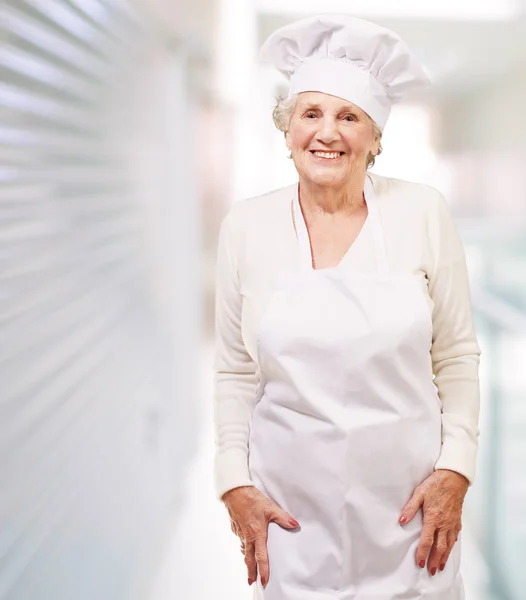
[314,151,341,159]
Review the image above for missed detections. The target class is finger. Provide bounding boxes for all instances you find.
[439,530,456,571]
[456,523,462,542]
[399,489,425,525]
[244,541,258,584]
[268,507,300,529]
[427,529,449,575]
[416,520,436,568]
[254,534,270,587]
[231,520,239,536]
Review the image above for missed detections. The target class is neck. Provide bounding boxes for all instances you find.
[298,172,367,216]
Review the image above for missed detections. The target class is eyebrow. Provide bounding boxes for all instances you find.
[300,103,359,114]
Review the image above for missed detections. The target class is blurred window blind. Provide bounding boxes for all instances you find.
[0,2,186,599]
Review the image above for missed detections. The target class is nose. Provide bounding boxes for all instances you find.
[316,116,340,144]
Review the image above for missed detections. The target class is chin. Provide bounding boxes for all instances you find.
[304,171,347,187]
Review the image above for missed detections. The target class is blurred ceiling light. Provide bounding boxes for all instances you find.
[256,0,518,21]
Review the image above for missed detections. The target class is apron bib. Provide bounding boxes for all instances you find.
[248,175,464,600]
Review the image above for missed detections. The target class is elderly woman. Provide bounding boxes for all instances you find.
[213,14,481,600]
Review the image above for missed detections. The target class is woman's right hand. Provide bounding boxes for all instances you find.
[222,485,300,588]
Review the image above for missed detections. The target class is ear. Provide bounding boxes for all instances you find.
[372,137,380,157]
[285,131,291,150]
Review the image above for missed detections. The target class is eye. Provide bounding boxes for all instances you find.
[343,114,357,122]
[304,111,317,119]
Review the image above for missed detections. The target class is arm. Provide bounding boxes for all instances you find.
[214,209,300,589]
[399,189,481,575]
[213,209,258,501]
[426,191,482,486]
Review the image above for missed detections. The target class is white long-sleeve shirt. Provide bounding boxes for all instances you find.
[213,172,481,501]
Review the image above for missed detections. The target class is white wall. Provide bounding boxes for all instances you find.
[434,58,526,219]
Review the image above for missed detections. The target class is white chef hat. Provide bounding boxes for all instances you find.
[260,14,431,130]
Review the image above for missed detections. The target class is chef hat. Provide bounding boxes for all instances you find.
[260,14,431,130]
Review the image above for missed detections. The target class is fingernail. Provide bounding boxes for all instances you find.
[431,567,437,576]
[419,560,425,569]
[439,564,445,571]
[289,518,300,527]
[248,578,254,586]
[399,515,407,524]
[261,577,267,588]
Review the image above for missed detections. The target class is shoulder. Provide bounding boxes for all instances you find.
[369,171,456,242]
[368,172,446,213]
[225,184,294,221]
[221,184,295,241]
[219,185,296,277]
[370,173,464,266]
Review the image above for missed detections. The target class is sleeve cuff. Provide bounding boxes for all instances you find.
[214,448,255,501]
[434,441,477,486]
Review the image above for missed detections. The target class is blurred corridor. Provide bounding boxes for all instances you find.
[1,1,525,599]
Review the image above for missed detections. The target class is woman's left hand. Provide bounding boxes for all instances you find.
[398,469,469,576]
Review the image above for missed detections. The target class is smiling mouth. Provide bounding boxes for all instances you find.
[310,151,345,159]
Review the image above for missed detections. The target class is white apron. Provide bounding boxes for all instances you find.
[248,175,464,600]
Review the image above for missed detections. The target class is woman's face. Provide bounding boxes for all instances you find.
[286,91,380,188]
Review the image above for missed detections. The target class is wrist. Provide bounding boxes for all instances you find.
[221,485,254,504]
[435,468,469,487]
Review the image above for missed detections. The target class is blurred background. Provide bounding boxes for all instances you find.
[1,0,525,599]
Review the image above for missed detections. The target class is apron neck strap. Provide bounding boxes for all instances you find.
[364,175,389,275]
[293,186,313,273]
[293,174,389,274]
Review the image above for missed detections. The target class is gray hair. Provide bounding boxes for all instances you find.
[272,94,383,169]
